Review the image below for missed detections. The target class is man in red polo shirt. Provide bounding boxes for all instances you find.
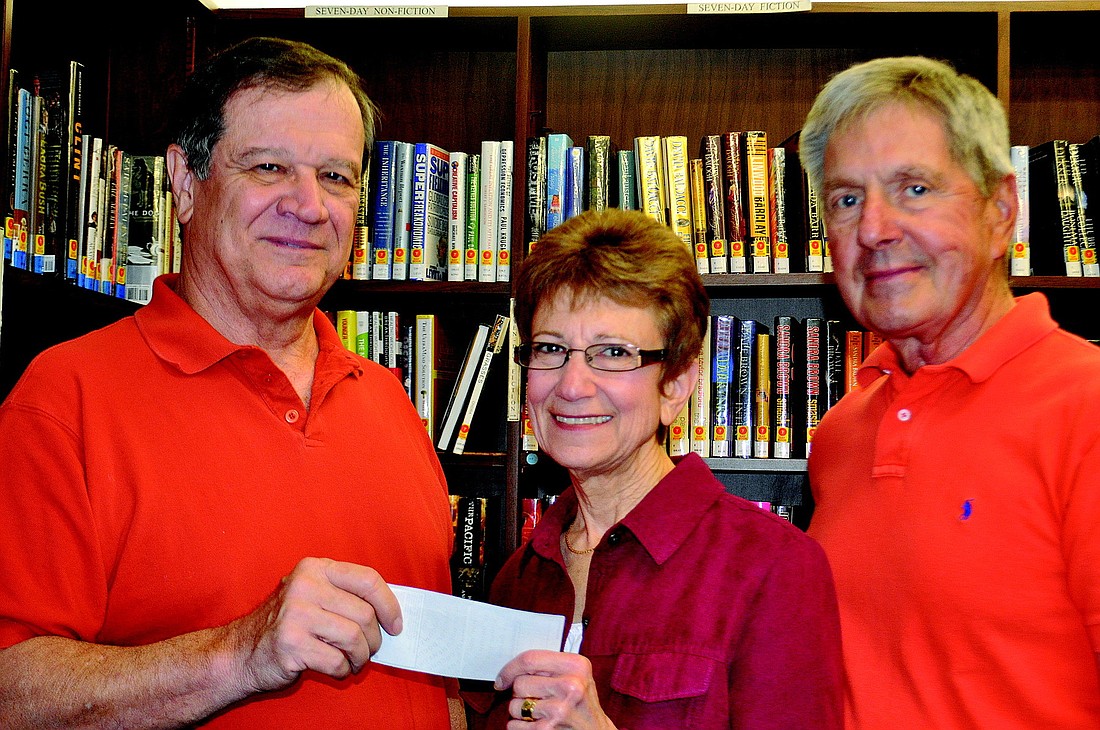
[0,38,459,728]
[799,56,1100,728]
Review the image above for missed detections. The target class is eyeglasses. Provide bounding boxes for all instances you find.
[514,342,667,372]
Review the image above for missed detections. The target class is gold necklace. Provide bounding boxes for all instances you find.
[563,525,596,556]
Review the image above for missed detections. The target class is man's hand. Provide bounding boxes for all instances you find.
[230,557,403,693]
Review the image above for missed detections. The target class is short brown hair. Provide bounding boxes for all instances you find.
[514,208,709,386]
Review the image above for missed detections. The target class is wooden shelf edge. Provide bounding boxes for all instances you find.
[704,457,808,473]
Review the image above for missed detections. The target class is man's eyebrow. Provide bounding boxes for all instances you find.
[232,147,361,177]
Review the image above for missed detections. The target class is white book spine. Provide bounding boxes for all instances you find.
[478,140,501,282]
[496,140,514,282]
[448,151,468,281]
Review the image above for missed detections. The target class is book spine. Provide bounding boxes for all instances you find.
[371,140,396,280]
[478,140,501,282]
[409,142,449,282]
[415,313,437,440]
[545,132,572,231]
[12,88,32,269]
[733,319,758,458]
[804,172,826,273]
[710,315,734,458]
[451,496,487,600]
[700,134,728,274]
[112,149,133,299]
[772,316,794,459]
[524,136,546,253]
[634,135,666,225]
[743,131,771,273]
[496,140,513,282]
[355,311,371,358]
[506,298,522,422]
[437,323,491,450]
[4,68,20,263]
[1010,144,1031,276]
[691,319,712,457]
[804,317,824,457]
[721,131,747,273]
[688,158,711,275]
[336,310,356,352]
[1068,142,1098,276]
[464,154,481,280]
[668,400,691,457]
[123,155,161,304]
[769,147,790,274]
[825,320,844,409]
[753,332,771,458]
[564,145,584,221]
[844,329,863,394]
[1053,140,1082,277]
[616,149,636,211]
[63,61,84,281]
[351,168,370,280]
[586,135,612,212]
[391,141,414,280]
[663,135,693,250]
[448,151,468,281]
[30,94,50,274]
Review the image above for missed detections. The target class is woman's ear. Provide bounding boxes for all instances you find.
[659,363,699,427]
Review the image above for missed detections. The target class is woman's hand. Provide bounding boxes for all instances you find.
[495,650,618,730]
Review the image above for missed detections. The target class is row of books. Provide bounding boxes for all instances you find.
[332,309,510,454]
[3,62,181,304]
[1016,136,1100,277]
[524,130,828,275]
[351,139,514,283]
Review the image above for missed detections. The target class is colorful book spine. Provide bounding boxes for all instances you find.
[634,135,666,225]
[409,141,450,282]
[11,87,32,270]
[804,317,824,457]
[700,134,728,274]
[825,320,844,409]
[391,141,415,280]
[478,139,501,282]
[743,130,771,273]
[721,131,747,273]
[123,155,162,304]
[733,319,760,458]
[336,310,356,352]
[1068,142,1098,276]
[448,151,468,281]
[545,132,572,231]
[616,149,636,211]
[668,400,691,457]
[351,169,370,280]
[355,311,371,358]
[844,329,863,394]
[370,140,397,280]
[62,61,84,281]
[586,134,612,212]
[688,158,711,275]
[496,140,514,282]
[464,153,481,280]
[804,172,826,273]
[663,135,693,250]
[1009,144,1031,276]
[691,319,712,457]
[772,316,795,459]
[753,332,771,458]
[565,145,584,221]
[710,314,734,458]
[768,147,790,274]
[524,136,546,253]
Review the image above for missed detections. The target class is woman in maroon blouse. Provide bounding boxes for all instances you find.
[470,208,843,730]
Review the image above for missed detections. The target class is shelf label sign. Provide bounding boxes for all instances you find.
[306,5,448,18]
[689,1,810,12]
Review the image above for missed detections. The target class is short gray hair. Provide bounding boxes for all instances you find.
[799,56,1012,198]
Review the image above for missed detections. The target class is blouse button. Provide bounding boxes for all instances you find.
[285,409,300,424]
[897,408,912,422]
[608,530,622,546]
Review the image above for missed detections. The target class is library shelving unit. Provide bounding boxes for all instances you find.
[2,1,1097,566]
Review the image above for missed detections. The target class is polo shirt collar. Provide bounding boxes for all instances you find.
[530,453,722,567]
[134,274,361,378]
[857,292,1056,386]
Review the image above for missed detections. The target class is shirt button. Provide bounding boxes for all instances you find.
[608,530,622,546]
[897,408,912,422]
[285,409,300,424]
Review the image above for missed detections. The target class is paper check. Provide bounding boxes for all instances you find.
[372,585,566,681]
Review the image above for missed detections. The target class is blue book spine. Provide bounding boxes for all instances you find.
[544,132,573,231]
[371,140,397,280]
[12,88,32,269]
[617,149,636,211]
[734,319,760,457]
[711,314,734,458]
[409,142,450,281]
[565,146,585,221]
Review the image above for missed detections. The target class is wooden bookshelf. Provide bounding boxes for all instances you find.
[1,0,1097,560]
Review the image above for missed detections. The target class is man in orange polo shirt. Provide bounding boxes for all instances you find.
[0,38,460,727]
[799,56,1100,727]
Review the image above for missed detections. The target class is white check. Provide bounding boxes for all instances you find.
[372,585,566,681]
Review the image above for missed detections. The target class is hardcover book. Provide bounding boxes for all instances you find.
[688,157,711,275]
[1010,144,1031,276]
[391,141,415,280]
[123,154,164,304]
[478,139,501,282]
[1028,139,1083,276]
[565,145,585,222]
[370,140,398,280]
[464,153,481,280]
[803,317,825,457]
[700,134,728,274]
[710,314,735,458]
[524,136,546,253]
[496,140,514,282]
[768,147,790,274]
[663,135,693,249]
[691,319,712,458]
[351,170,370,280]
[733,319,764,458]
[634,135,666,225]
[545,132,573,231]
[453,313,509,455]
[409,141,449,282]
[450,495,488,601]
[825,320,844,409]
[742,131,771,273]
[448,150,468,281]
[844,329,863,395]
[753,332,771,459]
[721,131,748,273]
[1068,142,1098,276]
[437,322,492,451]
[586,134,613,212]
[772,315,796,459]
[616,149,636,211]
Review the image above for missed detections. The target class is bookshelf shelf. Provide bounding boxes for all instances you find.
[1,0,1096,565]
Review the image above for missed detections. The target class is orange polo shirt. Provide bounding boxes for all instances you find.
[0,275,455,728]
[809,293,1100,729]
